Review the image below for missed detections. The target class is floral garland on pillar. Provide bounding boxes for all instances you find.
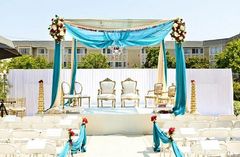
[48,15,66,42]
[170,18,186,43]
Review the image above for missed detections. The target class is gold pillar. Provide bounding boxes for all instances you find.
[38,80,44,114]
[190,80,199,114]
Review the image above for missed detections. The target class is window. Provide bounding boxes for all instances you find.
[210,46,222,55]
[123,62,126,67]
[184,48,191,55]
[19,47,31,55]
[37,48,47,56]
[102,48,112,54]
[115,62,122,68]
[64,48,71,54]
[141,48,147,54]
[77,48,86,55]
[192,48,203,55]
[108,62,113,67]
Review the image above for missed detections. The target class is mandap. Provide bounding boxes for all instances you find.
[47,16,187,116]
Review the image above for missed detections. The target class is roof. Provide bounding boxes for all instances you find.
[0,35,15,48]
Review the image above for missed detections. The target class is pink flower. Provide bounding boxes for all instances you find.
[151,115,157,122]
[168,127,175,135]
[82,117,88,124]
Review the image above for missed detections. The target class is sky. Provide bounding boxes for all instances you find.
[0,0,239,41]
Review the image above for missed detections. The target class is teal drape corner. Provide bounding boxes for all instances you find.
[153,123,184,157]
[162,40,168,84]
[71,124,87,154]
[48,42,61,110]
[58,124,87,157]
[70,39,77,95]
[172,42,187,116]
[64,21,174,48]
[153,122,161,152]
[58,142,70,157]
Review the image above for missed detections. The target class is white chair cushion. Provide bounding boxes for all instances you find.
[101,82,115,94]
[98,94,115,99]
[122,81,136,94]
[63,95,79,99]
[121,93,139,99]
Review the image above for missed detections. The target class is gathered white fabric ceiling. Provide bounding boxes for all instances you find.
[64,19,171,31]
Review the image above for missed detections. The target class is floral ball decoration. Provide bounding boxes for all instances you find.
[82,117,88,125]
[191,80,195,83]
[151,115,157,122]
[170,18,186,43]
[48,15,66,42]
[68,128,75,146]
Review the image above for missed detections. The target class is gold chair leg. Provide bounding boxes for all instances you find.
[97,99,99,107]
[101,100,103,107]
[145,98,147,108]
[88,98,90,108]
[137,99,140,107]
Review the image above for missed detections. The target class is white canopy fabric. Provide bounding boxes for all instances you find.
[64,19,172,31]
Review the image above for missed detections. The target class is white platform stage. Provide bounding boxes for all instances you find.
[8,69,234,116]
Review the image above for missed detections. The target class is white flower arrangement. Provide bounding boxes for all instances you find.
[170,18,186,43]
[48,15,66,42]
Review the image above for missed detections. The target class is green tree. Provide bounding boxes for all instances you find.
[7,55,51,69]
[215,39,240,73]
[185,57,209,68]
[78,52,110,68]
[143,47,176,68]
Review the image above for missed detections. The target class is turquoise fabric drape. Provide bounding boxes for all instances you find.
[162,40,168,84]
[48,42,61,110]
[172,42,187,116]
[153,122,184,157]
[58,142,70,157]
[58,124,87,157]
[71,124,87,153]
[64,21,174,48]
[70,39,77,95]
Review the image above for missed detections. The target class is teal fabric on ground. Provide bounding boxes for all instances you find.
[162,40,168,84]
[172,42,187,116]
[48,42,61,110]
[64,21,174,48]
[71,124,87,153]
[58,124,87,156]
[58,142,70,157]
[153,122,184,157]
[70,39,77,95]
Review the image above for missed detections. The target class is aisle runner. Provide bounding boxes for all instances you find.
[85,135,159,157]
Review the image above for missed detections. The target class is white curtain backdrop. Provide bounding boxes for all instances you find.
[8,69,233,116]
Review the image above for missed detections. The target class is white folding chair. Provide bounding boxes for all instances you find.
[217,115,237,121]
[195,115,216,121]
[191,143,227,157]
[42,115,62,123]
[8,122,31,129]
[226,141,240,156]
[210,120,233,128]
[200,128,230,141]
[0,143,17,156]
[20,142,56,156]
[233,121,240,128]
[0,129,11,142]
[188,121,210,130]
[22,116,43,124]
[230,128,240,140]
[11,130,40,141]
